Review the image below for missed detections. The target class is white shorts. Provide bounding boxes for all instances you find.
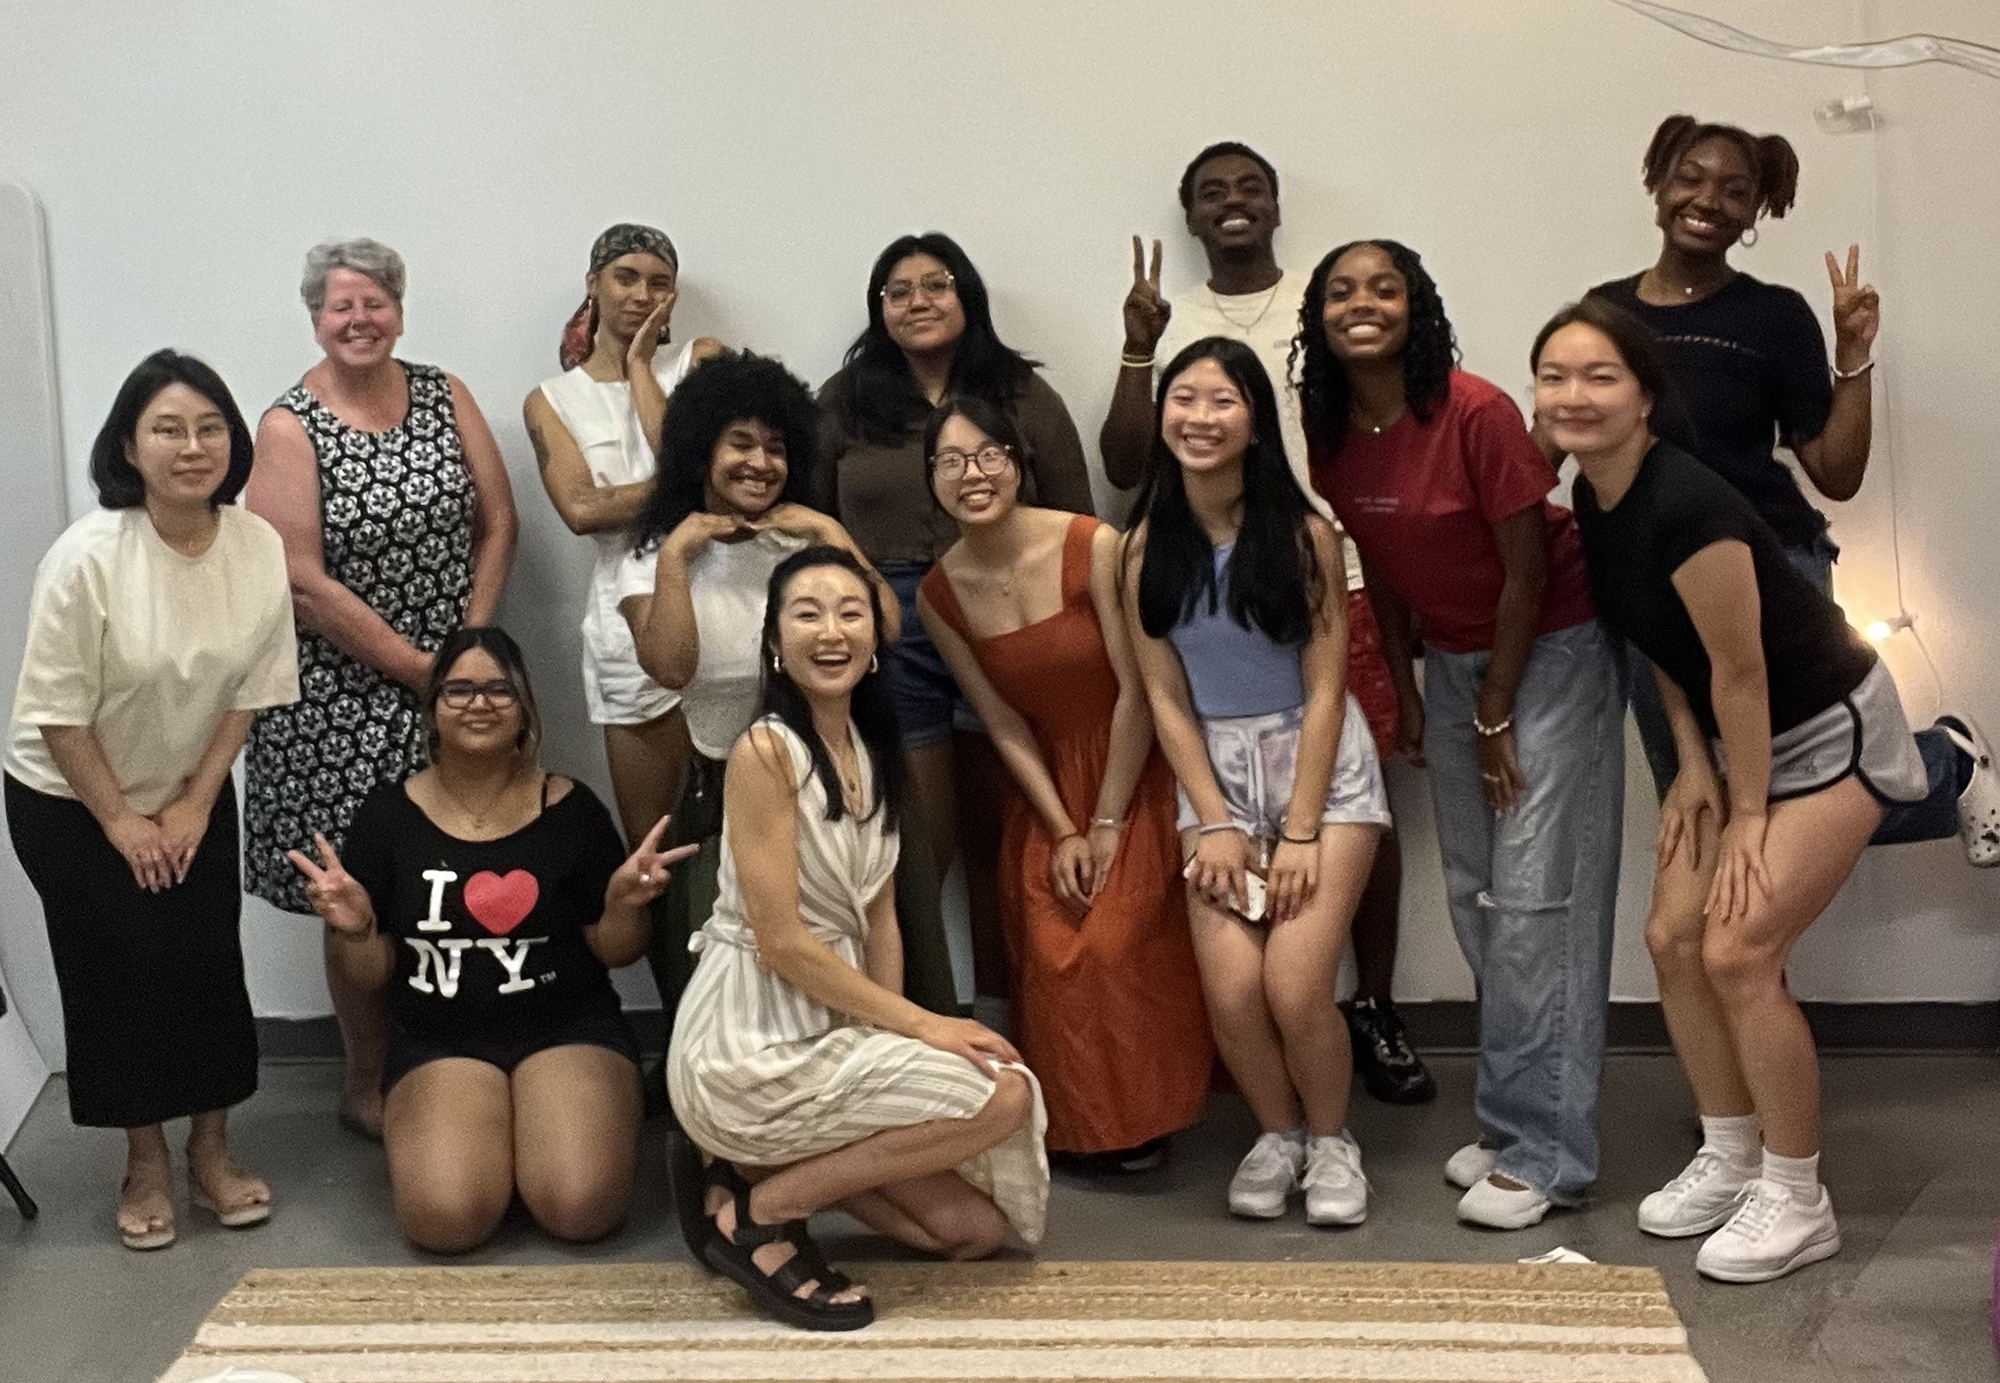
[1175,695,1393,841]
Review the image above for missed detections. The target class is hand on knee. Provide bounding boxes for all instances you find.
[979,1069,1032,1138]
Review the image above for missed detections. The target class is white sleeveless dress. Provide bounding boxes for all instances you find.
[537,342,695,725]
[668,717,1049,1245]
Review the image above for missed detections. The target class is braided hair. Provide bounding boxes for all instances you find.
[1291,239,1459,462]
[1641,114,1800,220]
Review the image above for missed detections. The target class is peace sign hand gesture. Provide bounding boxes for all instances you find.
[286,833,377,937]
[1825,243,1879,368]
[1123,236,1171,356]
[605,815,700,913]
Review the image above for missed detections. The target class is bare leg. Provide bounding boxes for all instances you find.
[1646,808,1754,1118]
[1348,829,1401,1002]
[844,1170,1012,1260]
[951,731,1012,999]
[382,1058,515,1253]
[186,1108,271,1217]
[906,739,959,883]
[511,1045,642,1243]
[326,928,391,1136]
[1181,860,1301,1133]
[118,1124,173,1244]
[1262,826,1375,1135]
[1704,777,1883,1157]
[603,708,692,850]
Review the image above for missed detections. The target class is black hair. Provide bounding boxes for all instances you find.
[1293,239,1460,463]
[1126,336,1323,645]
[1531,297,1698,454]
[920,394,1035,512]
[835,232,1039,446]
[755,545,905,830]
[1177,141,1280,211]
[421,626,543,762]
[631,349,819,553]
[90,349,255,509]
[1642,114,1800,220]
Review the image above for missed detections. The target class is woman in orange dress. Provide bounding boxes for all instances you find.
[916,396,1212,1173]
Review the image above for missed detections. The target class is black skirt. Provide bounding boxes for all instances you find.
[4,774,258,1128]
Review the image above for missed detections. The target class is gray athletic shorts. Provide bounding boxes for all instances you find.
[1175,695,1394,842]
[1714,659,1927,806]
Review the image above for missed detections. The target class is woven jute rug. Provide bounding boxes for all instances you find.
[158,1259,1710,1382]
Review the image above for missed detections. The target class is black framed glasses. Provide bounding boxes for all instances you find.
[439,679,519,709]
[880,270,956,308]
[932,445,1014,480]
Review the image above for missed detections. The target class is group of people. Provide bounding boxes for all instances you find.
[7,115,1997,1331]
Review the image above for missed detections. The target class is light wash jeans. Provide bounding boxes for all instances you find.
[1424,618,1625,1204]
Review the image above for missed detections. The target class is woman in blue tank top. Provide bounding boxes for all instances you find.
[1121,337,1391,1228]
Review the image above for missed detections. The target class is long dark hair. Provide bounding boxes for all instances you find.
[1292,239,1459,462]
[1532,297,1698,454]
[755,546,905,829]
[835,232,1039,446]
[421,626,543,762]
[91,349,255,509]
[1127,337,1323,645]
[631,349,819,553]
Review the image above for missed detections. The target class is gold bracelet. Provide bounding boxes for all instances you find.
[1120,353,1154,369]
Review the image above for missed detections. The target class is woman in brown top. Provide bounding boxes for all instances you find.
[814,232,1093,1004]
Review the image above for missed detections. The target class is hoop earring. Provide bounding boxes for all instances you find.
[1739,226,1759,248]
[770,650,782,675]
[870,653,880,674]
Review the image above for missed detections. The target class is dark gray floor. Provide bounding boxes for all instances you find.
[1,1054,1994,1383]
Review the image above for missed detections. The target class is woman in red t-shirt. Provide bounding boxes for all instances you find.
[1294,240,1625,1230]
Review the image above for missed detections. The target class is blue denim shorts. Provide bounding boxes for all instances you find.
[880,560,981,748]
[1174,698,1393,842]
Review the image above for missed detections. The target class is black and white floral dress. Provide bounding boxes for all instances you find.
[244,362,476,912]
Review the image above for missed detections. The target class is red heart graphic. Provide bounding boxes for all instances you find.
[461,870,539,936]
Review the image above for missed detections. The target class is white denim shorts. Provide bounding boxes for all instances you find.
[1715,659,1927,806]
[1175,695,1393,841]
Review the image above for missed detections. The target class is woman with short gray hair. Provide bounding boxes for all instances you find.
[244,237,519,1139]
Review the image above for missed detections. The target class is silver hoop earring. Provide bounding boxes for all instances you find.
[770,650,782,675]
[870,653,880,674]
[1739,226,1759,248]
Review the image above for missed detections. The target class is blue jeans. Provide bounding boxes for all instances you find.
[878,560,976,748]
[1425,619,1625,1204]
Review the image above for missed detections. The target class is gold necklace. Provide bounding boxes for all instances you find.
[1208,279,1284,333]
[436,765,533,830]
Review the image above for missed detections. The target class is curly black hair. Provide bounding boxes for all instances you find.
[1291,239,1459,463]
[1177,141,1279,211]
[629,349,819,554]
[1642,114,1799,220]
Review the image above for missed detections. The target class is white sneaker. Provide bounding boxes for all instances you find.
[1303,1132,1370,1226]
[1935,716,2000,866]
[1228,1131,1304,1219]
[1637,1149,1754,1238]
[1695,1178,1842,1282]
[1456,1174,1553,1229]
[1444,1141,1497,1190]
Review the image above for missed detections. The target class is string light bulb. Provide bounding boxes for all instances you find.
[1864,612,1916,644]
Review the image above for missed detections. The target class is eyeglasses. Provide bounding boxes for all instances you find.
[932,445,1013,480]
[439,679,520,709]
[880,271,956,308]
[148,420,229,444]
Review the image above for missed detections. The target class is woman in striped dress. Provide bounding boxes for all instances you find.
[668,545,1047,1332]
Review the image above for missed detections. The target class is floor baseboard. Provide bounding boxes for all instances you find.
[258,1000,2000,1061]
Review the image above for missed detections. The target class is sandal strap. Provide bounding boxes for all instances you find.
[763,1249,850,1306]
[718,1184,789,1251]
[783,1222,853,1292]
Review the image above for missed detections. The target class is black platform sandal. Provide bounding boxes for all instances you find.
[700,1180,873,1332]
[668,1131,717,1265]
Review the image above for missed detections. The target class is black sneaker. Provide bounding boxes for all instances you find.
[1343,997,1437,1104]
[1050,1136,1172,1178]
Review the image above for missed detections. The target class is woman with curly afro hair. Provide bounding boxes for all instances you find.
[1293,240,1623,1231]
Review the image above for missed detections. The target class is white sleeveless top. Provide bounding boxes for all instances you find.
[537,341,696,725]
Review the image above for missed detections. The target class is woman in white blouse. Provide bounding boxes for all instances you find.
[524,223,722,856]
[4,351,300,1250]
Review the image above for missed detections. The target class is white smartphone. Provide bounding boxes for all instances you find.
[1183,858,1268,923]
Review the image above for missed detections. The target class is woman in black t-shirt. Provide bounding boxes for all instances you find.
[1586,114,1880,794]
[1529,298,1970,1287]
[289,627,693,1253]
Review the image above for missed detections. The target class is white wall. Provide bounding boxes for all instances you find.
[0,0,1995,1042]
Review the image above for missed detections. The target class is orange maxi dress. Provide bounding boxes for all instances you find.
[921,515,1213,1153]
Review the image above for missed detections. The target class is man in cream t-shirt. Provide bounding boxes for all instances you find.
[1098,141,1436,1108]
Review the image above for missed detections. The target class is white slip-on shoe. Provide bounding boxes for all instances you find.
[1934,716,2000,866]
[1695,1178,1842,1283]
[1444,1141,1498,1190]
[1303,1132,1370,1226]
[1228,1131,1305,1219]
[1637,1148,1754,1238]
[1456,1173,1553,1229]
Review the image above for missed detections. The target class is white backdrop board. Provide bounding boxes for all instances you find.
[0,1,1995,1036]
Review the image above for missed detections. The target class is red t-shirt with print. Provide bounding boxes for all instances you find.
[1308,370,1595,654]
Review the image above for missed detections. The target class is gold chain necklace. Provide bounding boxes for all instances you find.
[1208,279,1284,333]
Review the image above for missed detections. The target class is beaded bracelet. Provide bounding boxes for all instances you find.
[1832,357,1876,381]
[1473,714,1513,738]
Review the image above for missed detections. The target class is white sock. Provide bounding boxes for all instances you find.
[1699,1114,1762,1170]
[1762,1149,1822,1201]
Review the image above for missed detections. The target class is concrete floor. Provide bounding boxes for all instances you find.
[0,1054,1993,1383]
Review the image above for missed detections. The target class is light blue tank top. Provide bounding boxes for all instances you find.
[1166,544,1306,719]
